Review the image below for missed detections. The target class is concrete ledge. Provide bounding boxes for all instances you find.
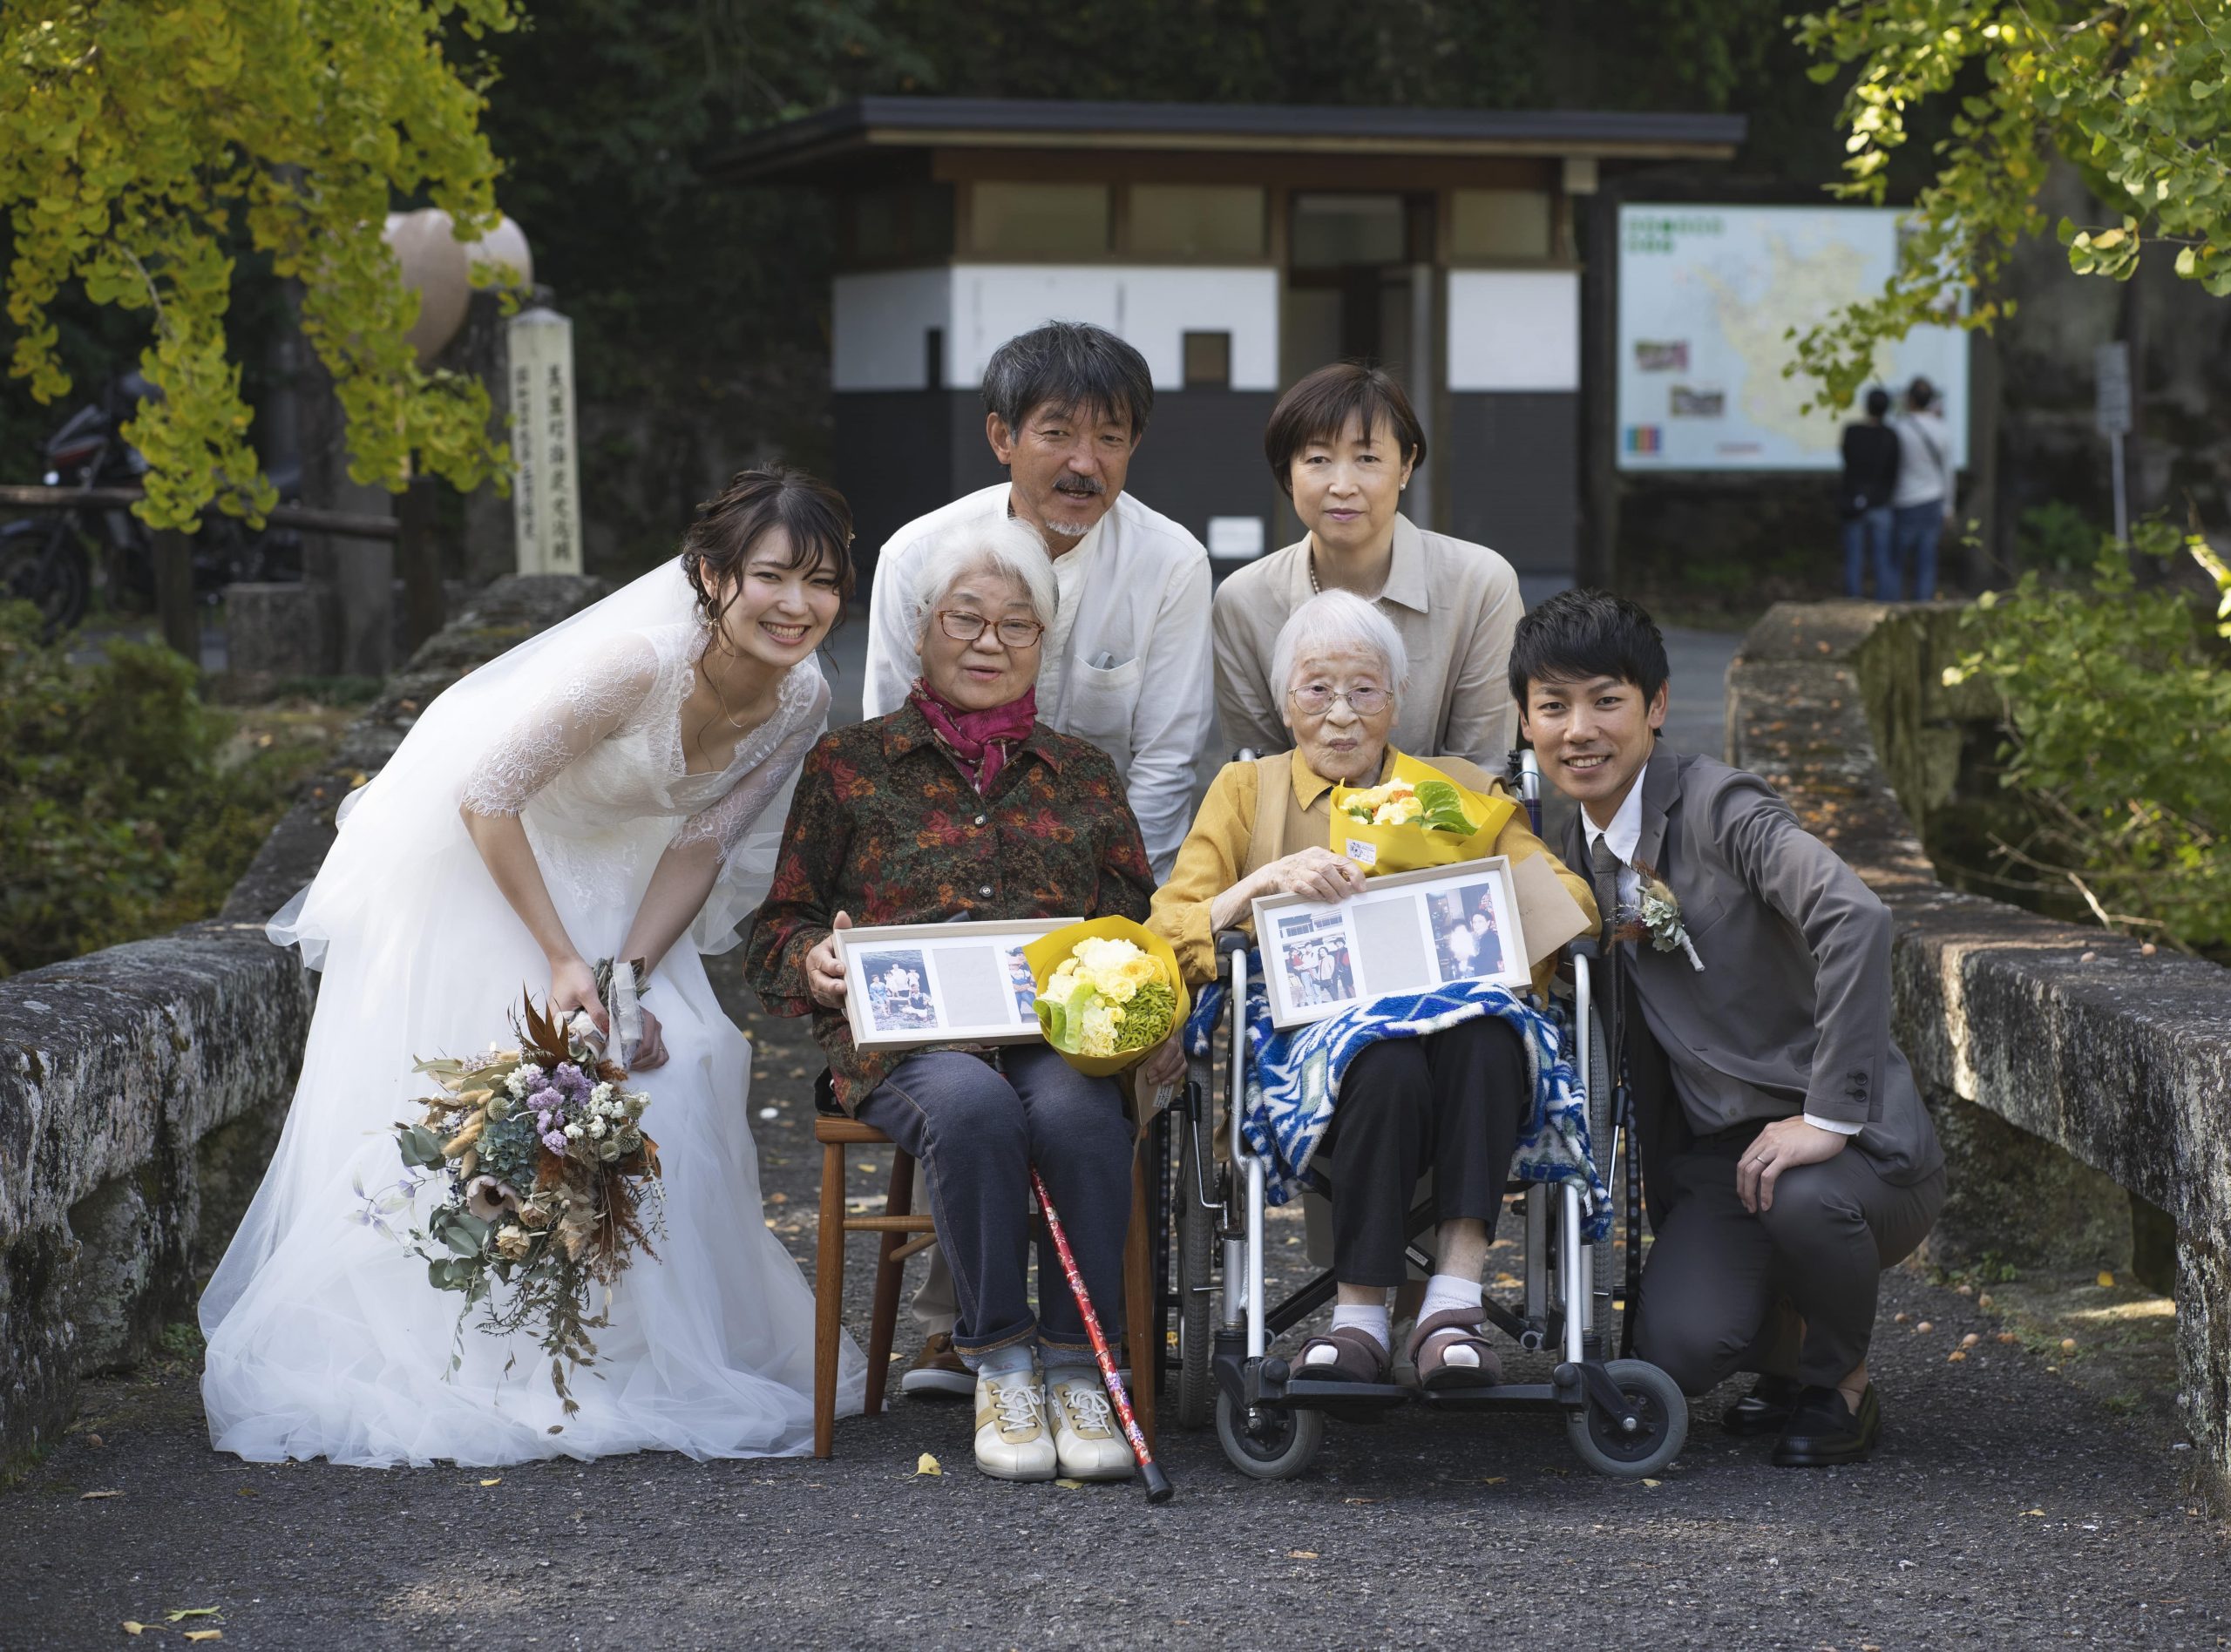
[0,573,609,1474]
[1728,600,2231,1498]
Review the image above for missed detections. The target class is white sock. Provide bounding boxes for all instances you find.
[1311,1302,1390,1362]
[1420,1274,1485,1366]
[968,1341,1035,1378]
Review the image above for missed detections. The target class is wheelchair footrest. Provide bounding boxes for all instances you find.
[1278,1378,1410,1412]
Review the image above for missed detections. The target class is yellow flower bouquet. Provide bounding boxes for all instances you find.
[1328,749,1516,877]
[1025,915,1190,1078]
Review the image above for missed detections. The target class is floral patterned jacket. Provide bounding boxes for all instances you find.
[743,701,1156,1111]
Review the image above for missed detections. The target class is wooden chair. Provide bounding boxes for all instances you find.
[812,1111,1158,1459]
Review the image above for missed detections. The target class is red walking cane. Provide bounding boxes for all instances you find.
[1027,1165,1174,1504]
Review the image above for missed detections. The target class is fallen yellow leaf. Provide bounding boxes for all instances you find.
[1054,1478,1087,1489]
[478,1477,501,1487]
[165,1609,221,1622]
[1947,1351,1967,1363]
[2023,1507,2046,1516]
[121,1625,148,1638]
[79,1490,120,1500]
[1288,1549,1320,1560]
[2096,1271,2115,1289]
[185,1634,224,1644]
[913,1453,942,1478]
[1642,1478,1663,1487]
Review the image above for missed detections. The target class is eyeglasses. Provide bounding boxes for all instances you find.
[1287,682,1390,716]
[936,609,1046,648]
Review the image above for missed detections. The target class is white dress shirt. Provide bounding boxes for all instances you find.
[862,483,1217,878]
[1583,776,1860,1137]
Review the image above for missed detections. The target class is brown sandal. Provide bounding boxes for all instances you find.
[1408,1307,1502,1391]
[1295,1325,1393,1385]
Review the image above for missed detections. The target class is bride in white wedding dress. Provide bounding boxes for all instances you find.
[200,468,865,1466]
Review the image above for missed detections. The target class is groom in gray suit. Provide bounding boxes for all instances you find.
[1513,590,1944,1466]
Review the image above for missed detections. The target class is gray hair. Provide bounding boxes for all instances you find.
[904,517,1059,660]
[1270,590,1407,714]
[981,321,1154,439]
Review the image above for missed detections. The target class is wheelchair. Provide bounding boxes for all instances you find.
[1143,753,1688,1482]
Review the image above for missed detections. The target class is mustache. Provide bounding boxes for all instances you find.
[1050,475,1106,497]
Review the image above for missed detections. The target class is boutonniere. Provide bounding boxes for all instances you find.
[1616,859,1705,972]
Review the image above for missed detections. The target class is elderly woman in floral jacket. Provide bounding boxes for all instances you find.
[744,518,1155,1486]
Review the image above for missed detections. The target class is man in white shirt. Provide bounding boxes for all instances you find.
[1889,376,1956,600]
[864,321,1217,1396]
[863,321,1217,877]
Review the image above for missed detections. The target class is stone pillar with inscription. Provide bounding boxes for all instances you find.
[505,306,583,576]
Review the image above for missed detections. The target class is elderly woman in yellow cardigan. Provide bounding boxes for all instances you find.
[1149,590,1594,1389]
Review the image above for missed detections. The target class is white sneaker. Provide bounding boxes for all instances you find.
[973,1366,1056,1481]
[1045,1370,1136,1480]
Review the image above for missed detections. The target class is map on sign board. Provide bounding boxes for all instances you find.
[1617,206,1970,471]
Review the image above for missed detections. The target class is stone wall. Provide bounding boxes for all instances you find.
[0,574,608,1476]
[1727,602,2231,1500]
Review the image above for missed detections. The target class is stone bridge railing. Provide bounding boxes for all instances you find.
[0,575,607,1476]
[1727,602,2231,1503]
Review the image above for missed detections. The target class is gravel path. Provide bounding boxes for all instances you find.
[7,984,2228,1651]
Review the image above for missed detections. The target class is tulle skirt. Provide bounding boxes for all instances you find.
[200,829,865,1467]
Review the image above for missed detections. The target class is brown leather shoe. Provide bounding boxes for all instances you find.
[900,1331,973,1399]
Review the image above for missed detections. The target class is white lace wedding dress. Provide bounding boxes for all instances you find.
[200,562,865,1466]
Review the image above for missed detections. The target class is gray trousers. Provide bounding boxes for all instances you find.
[1633,1128,1945,1393]
[858,1046,1131,1364]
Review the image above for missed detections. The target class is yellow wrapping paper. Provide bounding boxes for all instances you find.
[1025,915,1191,1078]
[1328,748,1516,877]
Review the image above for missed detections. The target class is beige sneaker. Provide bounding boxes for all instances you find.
[1045,1370,1136,1480]
[973,1366,1055,1481]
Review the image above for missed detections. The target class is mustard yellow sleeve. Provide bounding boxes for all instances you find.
[1149,759,1258,986]
[1477,777,1600,998]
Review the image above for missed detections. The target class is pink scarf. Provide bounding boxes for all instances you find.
[909,680,1038,794]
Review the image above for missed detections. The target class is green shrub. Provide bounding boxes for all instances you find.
[1948,520,2231,955]
[0,602,317,976]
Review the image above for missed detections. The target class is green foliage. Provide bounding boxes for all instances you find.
[2011,501,2102,576]
[0,601,312,975]
[0,0,522,529]
[1946,521,2231,952]
[1790,2,2231,410]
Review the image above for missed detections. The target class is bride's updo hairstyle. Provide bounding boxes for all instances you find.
[681,466,857,637]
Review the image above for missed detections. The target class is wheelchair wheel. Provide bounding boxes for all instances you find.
[1215,1388,1326,1480]
[1564,1358,1687,1479]
[1174,1083,1217,1428]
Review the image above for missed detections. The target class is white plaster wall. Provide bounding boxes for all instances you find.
[831,268,953,391]
[949,265,1279,390]
[1447,269,1581,393]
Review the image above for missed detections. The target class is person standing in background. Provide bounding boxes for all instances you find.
[1837,388,1899,599]
[1889,377,1956,602]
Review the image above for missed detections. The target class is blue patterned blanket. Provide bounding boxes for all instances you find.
[1184,959,1611,1242]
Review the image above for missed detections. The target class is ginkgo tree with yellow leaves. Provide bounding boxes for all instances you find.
[1790,0,2231,410]
[1,0,522,531]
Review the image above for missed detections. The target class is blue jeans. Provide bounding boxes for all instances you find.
[1841,505,1895,599]
[857,1046,1131,1367]
[1890,502,1943,601]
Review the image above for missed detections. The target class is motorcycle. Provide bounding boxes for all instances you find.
[0,371,302,634]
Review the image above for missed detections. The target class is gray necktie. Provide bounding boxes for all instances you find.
[1589,836,1624,947]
